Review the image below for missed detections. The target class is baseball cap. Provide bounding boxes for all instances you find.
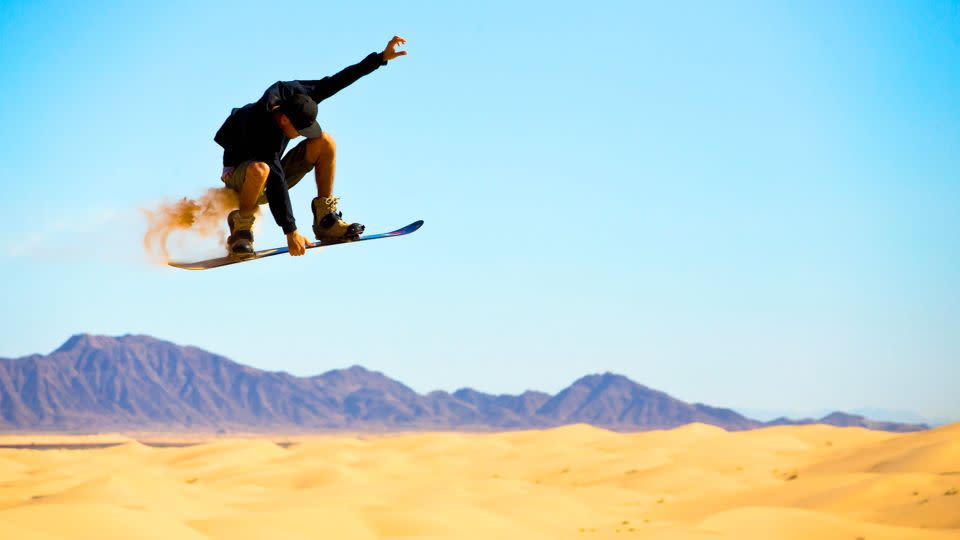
[280,94,323,138]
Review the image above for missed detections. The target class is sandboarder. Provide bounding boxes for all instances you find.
[214,35,408,259]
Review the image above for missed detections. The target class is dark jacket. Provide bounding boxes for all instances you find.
[214,51,387,234]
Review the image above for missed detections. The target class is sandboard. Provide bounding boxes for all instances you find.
[168,220,423,270]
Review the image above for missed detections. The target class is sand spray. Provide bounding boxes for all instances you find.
[141,188,257,263]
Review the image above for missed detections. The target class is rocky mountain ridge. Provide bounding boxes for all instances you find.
[0,334,929,433]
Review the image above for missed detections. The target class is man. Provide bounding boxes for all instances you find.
[214,35,408,259]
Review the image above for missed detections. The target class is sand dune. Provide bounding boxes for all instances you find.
[0,423,957,539]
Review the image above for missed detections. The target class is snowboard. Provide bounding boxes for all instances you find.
[168,220,423,270]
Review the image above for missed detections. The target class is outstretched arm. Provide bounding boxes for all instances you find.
[293,35,408,104]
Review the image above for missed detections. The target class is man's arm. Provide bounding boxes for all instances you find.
[263,163,297,235]
[294,51,387,104]
[263,165,309,256]
[266,36,408,107]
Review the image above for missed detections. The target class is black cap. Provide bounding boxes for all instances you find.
[280,94,322,138]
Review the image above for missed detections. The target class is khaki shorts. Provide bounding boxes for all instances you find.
[221,139,315,205]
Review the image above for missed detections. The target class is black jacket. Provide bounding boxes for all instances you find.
[214,51,387,234]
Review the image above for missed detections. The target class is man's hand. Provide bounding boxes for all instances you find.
[382,35,408,62]
[286,230,309,256]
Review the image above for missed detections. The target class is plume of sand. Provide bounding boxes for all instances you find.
[141,188,254,264]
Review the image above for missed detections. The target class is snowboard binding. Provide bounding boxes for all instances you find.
[226,210,257,260]
[312,196,365,244]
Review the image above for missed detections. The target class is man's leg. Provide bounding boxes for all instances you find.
[225,161,269,258]
[305,132,337,197]
[283,133,364,242]
[239,161,270,214]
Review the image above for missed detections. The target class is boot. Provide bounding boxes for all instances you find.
[226,210,256,260]
[312,196,365,243]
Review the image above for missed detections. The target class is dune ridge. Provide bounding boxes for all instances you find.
[0,423,957,539]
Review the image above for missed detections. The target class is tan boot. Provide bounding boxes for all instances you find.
[226,210,256,260]
[311,196,365,243]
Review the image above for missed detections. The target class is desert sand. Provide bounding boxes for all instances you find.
[0,423,957,539]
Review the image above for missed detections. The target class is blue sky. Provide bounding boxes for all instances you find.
[1,0,957,423]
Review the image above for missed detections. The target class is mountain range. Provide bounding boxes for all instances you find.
[0,334,929,433]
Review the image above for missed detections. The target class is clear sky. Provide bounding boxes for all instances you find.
[1,0,957,423]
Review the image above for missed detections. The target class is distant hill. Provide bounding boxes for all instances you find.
[765,411,930,432]
[0,334,929,433]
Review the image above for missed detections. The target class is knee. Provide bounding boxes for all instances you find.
[308,132,336,156]
[247,161,270,181]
